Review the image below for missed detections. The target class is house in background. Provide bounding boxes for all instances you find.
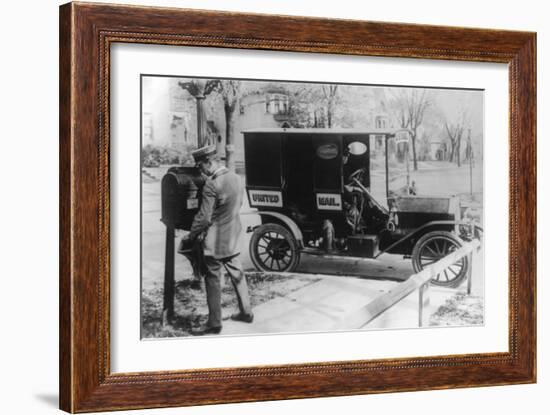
[229,85,292,163]
[142,78,221,157]
[141,77,196,151]
[429,140,449,161]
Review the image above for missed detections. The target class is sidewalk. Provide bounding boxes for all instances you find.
[221,270,478,336]
[222,275,398,335]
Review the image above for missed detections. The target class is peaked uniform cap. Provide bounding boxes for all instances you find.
[191,145,217,163]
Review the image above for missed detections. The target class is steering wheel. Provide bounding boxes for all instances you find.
[347,168,366,184]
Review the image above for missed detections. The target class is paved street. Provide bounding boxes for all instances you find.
[370,160,483,204]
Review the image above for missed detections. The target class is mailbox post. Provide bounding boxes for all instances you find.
[162,225,175,325]
[160,166,205,325]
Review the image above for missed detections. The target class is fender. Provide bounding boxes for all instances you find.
[374,220,483,258]
[247,211,304,248]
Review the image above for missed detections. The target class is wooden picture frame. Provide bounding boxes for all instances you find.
[59,2,536,412]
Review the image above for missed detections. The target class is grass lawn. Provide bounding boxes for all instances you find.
[430,292,484,326]
[141,272,321,338]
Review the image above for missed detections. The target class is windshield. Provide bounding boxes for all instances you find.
[373,131,482,213]
[366,132,417,208]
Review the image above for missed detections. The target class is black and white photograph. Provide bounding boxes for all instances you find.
[140,75,484,339]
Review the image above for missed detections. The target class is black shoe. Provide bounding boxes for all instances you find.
[190,279,202,290]
[190,325,222,336]
[230,312,254,323]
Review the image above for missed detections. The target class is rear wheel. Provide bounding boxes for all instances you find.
[412,231,470,288]
[249,223,300,272]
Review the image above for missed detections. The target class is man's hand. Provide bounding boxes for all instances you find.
[182,230,205,243]
[179,230,192,242]
[196,231,206,242]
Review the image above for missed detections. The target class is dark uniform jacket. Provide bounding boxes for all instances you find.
[188,167,243,259]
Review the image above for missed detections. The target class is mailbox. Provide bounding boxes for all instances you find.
[161,166,205,230]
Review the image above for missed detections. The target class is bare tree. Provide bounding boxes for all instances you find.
[178,79,219,147]
[321,84,339,128]
[283,83,340,128]
[388,89,431,170]
[390,92,408,130]
[464,128,473,164]
[285,83,325,128]
[215,80,241,171]
[444,110,468,167]
[278,84,307,128]
[405,89,430,171]
[388,90,409,163]
[179,79,244,170]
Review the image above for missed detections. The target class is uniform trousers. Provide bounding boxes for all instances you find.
[204,254,251,328]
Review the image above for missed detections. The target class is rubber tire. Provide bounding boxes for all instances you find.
[411,230,470,288]
[249,223,300,273]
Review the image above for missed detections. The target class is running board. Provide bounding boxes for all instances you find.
[301,247,381,261]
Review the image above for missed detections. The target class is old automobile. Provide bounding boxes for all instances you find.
[243,128,481,288]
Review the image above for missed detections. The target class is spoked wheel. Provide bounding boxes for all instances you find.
[249,223,300,273]
[412,231,470,288]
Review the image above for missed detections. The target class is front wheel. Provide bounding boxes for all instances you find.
[249,223,300,273]
[411,231,470,288]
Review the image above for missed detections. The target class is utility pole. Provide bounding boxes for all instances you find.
[385,136,389,199]
[406,140,410,190]
[468,128,473,196]
[178,79,215,149]
[195,94,206,148]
